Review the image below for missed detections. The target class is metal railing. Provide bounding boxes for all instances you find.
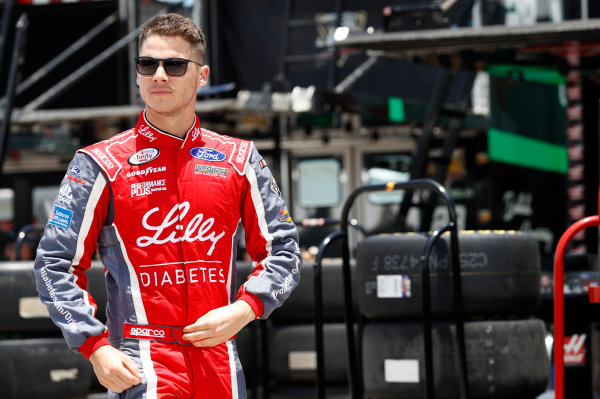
[313,178,469,399]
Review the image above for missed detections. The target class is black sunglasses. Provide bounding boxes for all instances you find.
[134,56,202,77]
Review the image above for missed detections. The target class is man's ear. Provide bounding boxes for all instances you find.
[197,65,210,89]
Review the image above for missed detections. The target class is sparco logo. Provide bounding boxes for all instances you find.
[130,327,166,338]
[128,148,159,165]
[190,147,226,163]
[92,148,114,169]
[136,202,225,256]
[237,141,248,163]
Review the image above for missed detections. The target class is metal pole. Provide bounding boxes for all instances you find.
[0,13,27,179]
[327,0,344,90]
[421,225,451,399]
[20,25,139,113]
[0,0,14,83]
[275,0,292,86]
[125,0,139,105]
[20,10,164,114]
[12,13,117,99]
[334,56,378,93]
[397,70,451,230]
[554,215,600,399]
[581,0,588,20]
[340,212,360,398]
[449,213,468,399]
[314,230,346,399]
[208,0,220,85]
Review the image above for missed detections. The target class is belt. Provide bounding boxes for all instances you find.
[123,323,192,345]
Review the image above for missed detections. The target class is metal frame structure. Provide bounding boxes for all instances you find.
[313,178,468,399]
[336,18,600,59]
[553,188,600,399]
[0,12,27,179]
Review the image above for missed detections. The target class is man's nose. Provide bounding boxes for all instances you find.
[153,62,169,82]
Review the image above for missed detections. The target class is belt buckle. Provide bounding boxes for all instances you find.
[171,327,192,346]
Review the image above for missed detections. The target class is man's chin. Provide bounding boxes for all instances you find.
[145,104,180,118]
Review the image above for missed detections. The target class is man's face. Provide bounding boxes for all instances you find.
[136,35,209,118]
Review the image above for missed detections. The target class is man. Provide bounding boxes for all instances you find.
[34,13,301,399]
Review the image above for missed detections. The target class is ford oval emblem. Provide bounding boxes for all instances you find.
[190,147,226,163]
[128,148,159,165]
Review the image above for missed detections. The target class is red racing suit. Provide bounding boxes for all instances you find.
[34,111,301,398]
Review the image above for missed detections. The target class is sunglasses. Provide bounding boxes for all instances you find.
[134,56,202,77]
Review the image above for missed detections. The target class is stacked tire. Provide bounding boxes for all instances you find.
[0,261,107,399]
[235,262,261,398]
[256,259,351,398]
[355,231,550,399]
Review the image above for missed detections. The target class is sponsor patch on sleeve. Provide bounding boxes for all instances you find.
[272,177,281,197]
[278,208,292,223]
[48,205,74,230]
[67,165,86,184]
[66,175,86,185]
[259,159,267,169]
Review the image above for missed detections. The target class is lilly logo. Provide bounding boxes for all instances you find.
[190,147,226,163]
[129,148,159,165]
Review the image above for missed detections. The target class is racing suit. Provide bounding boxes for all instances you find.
[34,111,301,399]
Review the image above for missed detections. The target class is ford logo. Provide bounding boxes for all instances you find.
[190,147,226,163]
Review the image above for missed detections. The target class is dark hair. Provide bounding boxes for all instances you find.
[139,13,206,62]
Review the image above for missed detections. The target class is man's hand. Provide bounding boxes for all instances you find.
[89,345,143,393]
[182,301,256,347]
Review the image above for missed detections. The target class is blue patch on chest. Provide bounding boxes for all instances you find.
[190,147,226,163]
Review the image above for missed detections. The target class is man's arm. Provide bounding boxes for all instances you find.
[34,153,112,355]
[182,300,256,347]
[89,346,143,393]
[235,145,302,319]
[34,153,144,390]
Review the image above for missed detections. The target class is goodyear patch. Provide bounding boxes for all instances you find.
[49,205,74,230]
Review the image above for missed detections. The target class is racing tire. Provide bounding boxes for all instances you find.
[237,260,349,322]
[268,323,349,383]
[268,385,349,399]
[236,321,259,386]
[355,231,541,318]
[0,337,93,399]
[269,260,349,323]
[0,261,108,334]
[0,262,59,333]
[362,318,549,399]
